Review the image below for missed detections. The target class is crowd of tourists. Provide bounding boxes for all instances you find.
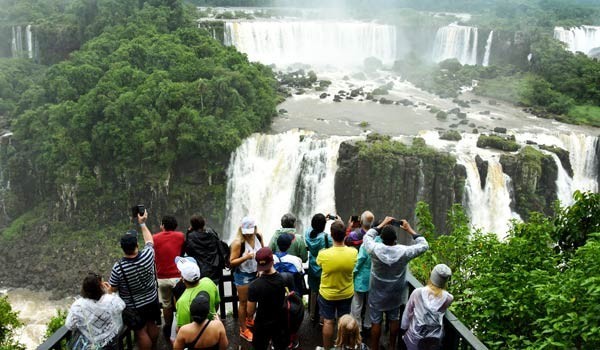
[65,209,454,350]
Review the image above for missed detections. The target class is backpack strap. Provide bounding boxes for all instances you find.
[117,260,138,310]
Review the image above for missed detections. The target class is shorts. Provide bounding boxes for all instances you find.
[369,306,400,324]
[233,270,257,286]
[318,295,352,320]
[157,278,179,309]
[136,300,162,326]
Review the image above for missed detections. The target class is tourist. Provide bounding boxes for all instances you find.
[153,215,185,335]
[174,256,220,329]
[184,215,223,284]
[229,216,263,342]
[247,247,288,350]
[65,273,125,349]
[274,233,304,294]
[173,292,228,350]
[269,213,308,262]
[317,220,358,349]
[363,217,429,350]
[108,210,160,350]
[335,314,370,350]
[401,264,453,350]
[304,213,333,323]
[345,211,374,248]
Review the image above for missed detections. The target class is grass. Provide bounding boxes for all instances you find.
[566,105,600,128]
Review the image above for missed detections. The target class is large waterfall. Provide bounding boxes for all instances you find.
[482,30,493,67]
[224,130,349,243]
[223,20,398,66]
[432,24,478,65]
[554,26,600,56]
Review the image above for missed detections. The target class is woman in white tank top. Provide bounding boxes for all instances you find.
[229,216,263,342]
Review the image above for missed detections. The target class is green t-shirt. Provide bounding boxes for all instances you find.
[176,277,220,327]
[317,245,358,300]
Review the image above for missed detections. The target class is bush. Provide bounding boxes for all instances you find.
[0,296,24,350]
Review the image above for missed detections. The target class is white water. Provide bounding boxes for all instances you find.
[10,25,34,59]
[224,130,350,243]
[1,289,73,350]
[554,26,600,56]
[432,24,478,65]
[482,30,493,66]
[514,133,599,202]
[223,20,397,67]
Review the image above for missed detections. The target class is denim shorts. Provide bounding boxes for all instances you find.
[318,294,352,320]
[233,270,257,286]
[370,306,400,324]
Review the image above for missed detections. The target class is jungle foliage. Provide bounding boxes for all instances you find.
[411,191,600,349]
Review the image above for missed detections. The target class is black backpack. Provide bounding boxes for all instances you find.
[207,227,231,270]
[281,287,304,335]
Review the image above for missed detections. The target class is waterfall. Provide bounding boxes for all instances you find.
[224,130,348,243]
[26,25,33,59]
[432,24,478,65]
[458,155,519,237]
[223,20,397,66]
[482,30,493,66]
[548,152,574,206]
[554,26,600,56]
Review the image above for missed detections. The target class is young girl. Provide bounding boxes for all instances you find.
[334,314,369,350]
[229,216,263,342]
[401,264,454,350]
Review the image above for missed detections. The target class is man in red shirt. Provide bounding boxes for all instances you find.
[153,215,185,336]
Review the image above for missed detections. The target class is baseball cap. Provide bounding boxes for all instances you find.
[241,216,256,235]
[175,256,201,282]
[255,247,274,272]
[190,291,210,323]
[120,230,138,251]
[277,233,294,252]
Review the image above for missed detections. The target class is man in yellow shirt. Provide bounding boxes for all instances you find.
[316,220,358,349]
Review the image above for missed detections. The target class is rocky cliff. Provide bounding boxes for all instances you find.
[500,146,558,220]
[334,135,466,234]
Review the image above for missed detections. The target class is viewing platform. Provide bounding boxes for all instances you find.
[38,270,487,350]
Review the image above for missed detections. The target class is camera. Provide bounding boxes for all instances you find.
[327,214,337,220]
[131,204,145,218]
[390,219,405,227]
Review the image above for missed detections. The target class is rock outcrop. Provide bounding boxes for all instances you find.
[500,146,558,220]
[334,135,466,234]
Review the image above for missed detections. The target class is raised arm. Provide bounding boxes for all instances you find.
[138,210,153,245]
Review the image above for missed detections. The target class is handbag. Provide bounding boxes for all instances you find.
[117,261,145,330]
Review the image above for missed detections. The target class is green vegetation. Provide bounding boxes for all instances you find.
[411,191,600,349]
[439,130,462,141]
[0,0,278,228]
[44,310,67,342]
[0,296,24,350]
[476,134,521,152]
[566,105,600,128]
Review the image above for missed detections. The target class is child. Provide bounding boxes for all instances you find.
[401,264,454,350]
[334,314,369,350]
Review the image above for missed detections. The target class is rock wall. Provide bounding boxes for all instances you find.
[334,136,465,234]
[500,146,558,220]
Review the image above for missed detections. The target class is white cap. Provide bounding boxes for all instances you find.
[175,256,200,282]
[241,216,256,235]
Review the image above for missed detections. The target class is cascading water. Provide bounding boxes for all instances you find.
[224,130,349,243]
[26,25,33,59]
[482,30,493,67]
[432,24,478,65]
[223,20,397,66]
[554,26,600,56]
[10,25,34,59]
[458,155,519,237]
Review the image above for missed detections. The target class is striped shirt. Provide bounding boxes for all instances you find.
[109,242,158,308]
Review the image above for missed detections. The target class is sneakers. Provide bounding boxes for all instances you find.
[245,317,255,328]
[240,328,253,342]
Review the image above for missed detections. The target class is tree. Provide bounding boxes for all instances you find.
[0,296,24,350]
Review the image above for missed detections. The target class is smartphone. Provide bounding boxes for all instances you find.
[390,219,405,227]
[137,204,145,217]
[351,215,359,222]
[327,214,337,220]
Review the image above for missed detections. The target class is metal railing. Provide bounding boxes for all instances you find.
[406,271,488,350]
[38,269,487,350]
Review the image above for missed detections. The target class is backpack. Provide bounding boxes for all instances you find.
[207,227,231,270]
[274,252,300,274]
[281,287,304,335]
